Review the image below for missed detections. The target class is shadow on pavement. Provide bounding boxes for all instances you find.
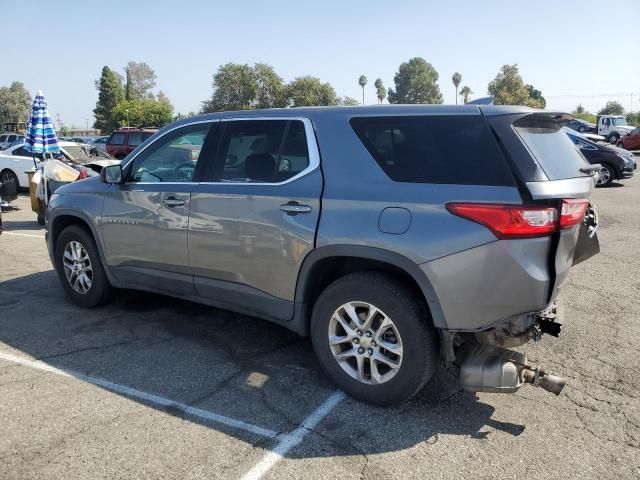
[0,270,525,458]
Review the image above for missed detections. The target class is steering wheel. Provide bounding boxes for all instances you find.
[174,161,196,182]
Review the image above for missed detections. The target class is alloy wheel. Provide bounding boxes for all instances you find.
[596,166,611,186]
[62,240,93,294]
[328,301,403,385]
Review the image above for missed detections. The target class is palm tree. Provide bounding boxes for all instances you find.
[452,72,462,105]
[374,78,386,104]
[358,75,368,105]
[459,86,473,104]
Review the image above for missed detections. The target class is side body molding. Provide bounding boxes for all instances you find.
[292,245,448,335]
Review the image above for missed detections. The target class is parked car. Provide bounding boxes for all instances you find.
[564,118,596,134]
[0,141,118,192]
[46,106,600,405]
[91,136,109,151]
[617,126,640,151]
[0,133,24,150]
[106,128,157,159]
[565,128,636,186]
[596,115,636,144]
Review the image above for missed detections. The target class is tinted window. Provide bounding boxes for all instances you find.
[128,132,143,146]
[216,120,288,183]
[350,115,515,186]
[514,117,591,180]
[129,124,210,183]
[0,135,6,142]
[7,135,16,142]
[109,133,126,145]
[12,146,28,156]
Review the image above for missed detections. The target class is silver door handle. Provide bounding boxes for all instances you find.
[280,203,311,214]
[163,197,185,207]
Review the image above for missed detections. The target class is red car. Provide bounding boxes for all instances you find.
[618,126,640,151]
[106,128,157,159]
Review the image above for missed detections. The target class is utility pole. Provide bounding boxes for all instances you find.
[56,113,61,129]
[85,118,89,131]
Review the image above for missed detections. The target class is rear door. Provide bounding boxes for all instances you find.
[486,111,599,299]
[188,117,322,321]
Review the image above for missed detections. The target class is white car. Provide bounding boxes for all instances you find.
[0,133,25,150]
[0,141,119,191]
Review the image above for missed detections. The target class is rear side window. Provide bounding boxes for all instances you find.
[350,115,515,186]
[128,132,143,146]
[514,116,591,180]
[109,133,126,145]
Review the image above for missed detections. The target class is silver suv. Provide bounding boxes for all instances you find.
[46,105,600,405]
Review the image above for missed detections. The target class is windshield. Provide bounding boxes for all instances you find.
[611,117,627,126]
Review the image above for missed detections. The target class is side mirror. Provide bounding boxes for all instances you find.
[101,164,123,184]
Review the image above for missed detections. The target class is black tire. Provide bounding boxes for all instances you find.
[0,169,19,190]
[54,225,112,308]
[578,126,586,133]
[310,272,439,406]
[608,133,620,144]
[596,163,615,187]
[37,213,45,226]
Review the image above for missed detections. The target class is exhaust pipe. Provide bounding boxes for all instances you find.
[522,368,566,395]
[458,343,566,396]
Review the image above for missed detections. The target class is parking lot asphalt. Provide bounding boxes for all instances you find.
[1,175,639,480]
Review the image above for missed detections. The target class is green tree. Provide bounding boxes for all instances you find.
[572,107,597,124]
[112,99,173,128]
[451,72,462,105]
[598,101,625,116]
[59,125,71,136]
[287,76,337,107]
[459,85,473,104]
[336,96,360,106]
[202,63,257,112]
[358,75,368,105]
[626,112,640,126]
[575,104,585,114]
[526,84,546,108]
[0,81,31,129]
[374,78,386,104]
[254,63,288,109]
[124,61,157,101]
[488,64,544,108]
[387,57,443,104]
[93,66,124,133]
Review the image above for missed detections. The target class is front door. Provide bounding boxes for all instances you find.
[188,118,322,321]
[101,121,216,296]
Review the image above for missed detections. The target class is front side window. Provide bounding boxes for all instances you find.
[350,115,515,186]
[215,120,310,183]
[109,133,126,145]
[128,124,211,183]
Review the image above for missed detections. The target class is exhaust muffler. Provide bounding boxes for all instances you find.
[458,343,566,395]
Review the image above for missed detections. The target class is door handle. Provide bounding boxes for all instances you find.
[163,197,185,208]
[280,202,311,214]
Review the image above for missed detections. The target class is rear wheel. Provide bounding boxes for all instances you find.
[54,225,112,307]
[310,272,439,405]
[0,169,19,190]
[578,126,586,133]
[596,163,614,187]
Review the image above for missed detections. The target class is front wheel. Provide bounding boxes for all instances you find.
[310,272,439,406]
[54,225,112,307]
[596,164,614,187]
[608,133,620,144]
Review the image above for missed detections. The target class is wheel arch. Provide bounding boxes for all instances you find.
[292,245,448,335]
[0,168,20,189]
[49,210,116,285]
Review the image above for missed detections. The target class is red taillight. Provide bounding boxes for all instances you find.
[446,203,558,239]
[559,198,588,229]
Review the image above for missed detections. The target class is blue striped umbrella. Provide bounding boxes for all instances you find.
[24,90,60,159]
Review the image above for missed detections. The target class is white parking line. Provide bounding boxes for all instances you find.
[0,351,279,439]
[240,390,346,480]
[2,231,45,239]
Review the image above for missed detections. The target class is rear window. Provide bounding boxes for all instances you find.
[513,116,591,180]
[109,133,126,145]
[350,115,515,186]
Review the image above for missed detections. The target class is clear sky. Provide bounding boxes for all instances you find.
[3,0,639,128]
